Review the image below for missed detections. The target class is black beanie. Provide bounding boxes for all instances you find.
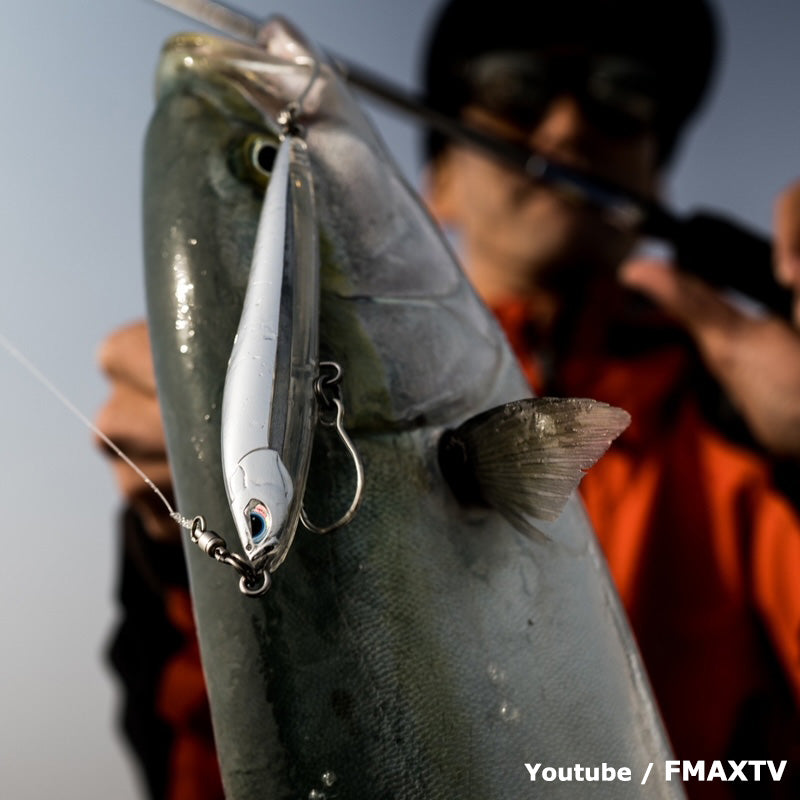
[422,0,717,166]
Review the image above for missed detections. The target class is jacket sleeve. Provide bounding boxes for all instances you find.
[750,483,800,706]
[107,507,224,800]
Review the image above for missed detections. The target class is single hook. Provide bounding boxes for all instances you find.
[300,362,365,534]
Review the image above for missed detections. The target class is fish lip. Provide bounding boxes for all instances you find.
[156,31,267,81]
[156,32,280,90]
[160,31,265,62]
[154,29,321,136]
[155,32,268,112]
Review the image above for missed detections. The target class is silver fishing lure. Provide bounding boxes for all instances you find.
[221,132,319,572]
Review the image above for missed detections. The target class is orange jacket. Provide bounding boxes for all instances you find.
[495,297,800,798]
[120,298,800,800]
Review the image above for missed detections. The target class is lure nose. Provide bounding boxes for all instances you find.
[225,447,294,568]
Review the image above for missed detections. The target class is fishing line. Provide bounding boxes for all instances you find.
[0,329,272,594]
[0,330,192,530]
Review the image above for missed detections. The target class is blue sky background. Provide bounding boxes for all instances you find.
[0,1,798,797]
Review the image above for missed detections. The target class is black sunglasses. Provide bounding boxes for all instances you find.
[461,51,661,137]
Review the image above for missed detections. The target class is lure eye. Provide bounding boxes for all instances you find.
[245,500,271,544]
[250,512,266,541]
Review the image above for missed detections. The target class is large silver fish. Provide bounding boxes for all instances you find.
[143,17,684,799]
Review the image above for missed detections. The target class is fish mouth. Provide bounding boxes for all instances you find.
[157,31,269,84]
[155,25,324,132]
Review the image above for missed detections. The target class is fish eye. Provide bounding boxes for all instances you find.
[253,140,277,174]
[246,135,278,179]
[229,134,280,189]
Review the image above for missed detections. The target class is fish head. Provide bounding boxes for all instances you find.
[148,19,510,441]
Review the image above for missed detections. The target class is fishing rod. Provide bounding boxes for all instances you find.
[149,0,791,319]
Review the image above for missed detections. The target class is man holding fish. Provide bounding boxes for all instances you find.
[97,0,800,797]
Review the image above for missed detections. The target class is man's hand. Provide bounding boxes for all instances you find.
[619,181,800,457]
[95,319,179,541]
[774,181,800,322]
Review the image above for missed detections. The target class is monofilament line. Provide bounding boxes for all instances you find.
[0,330,193,531]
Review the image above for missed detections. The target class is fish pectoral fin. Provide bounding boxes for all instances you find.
[438,397,630,525]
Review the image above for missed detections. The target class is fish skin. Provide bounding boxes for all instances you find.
[143,19,684,800]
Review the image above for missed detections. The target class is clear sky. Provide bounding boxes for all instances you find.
[0,1,798,797]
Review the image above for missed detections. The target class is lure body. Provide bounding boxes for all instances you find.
[221,135,319,571]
